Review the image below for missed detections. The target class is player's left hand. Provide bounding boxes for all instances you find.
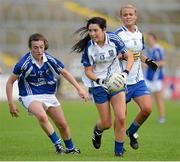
[145,58,158,71]
[78,88,90,102]
[119,72,127,85]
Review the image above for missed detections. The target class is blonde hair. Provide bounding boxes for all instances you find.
[120,4,137,17]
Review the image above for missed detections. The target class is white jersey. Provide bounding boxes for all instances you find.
[115,25,144,85]
[81,32,127,87]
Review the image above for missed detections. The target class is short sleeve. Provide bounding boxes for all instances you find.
[13,62,22,75]
[81,45,92,67]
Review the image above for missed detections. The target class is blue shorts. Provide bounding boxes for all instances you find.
[126,80,150,103]
[89,86,125,104]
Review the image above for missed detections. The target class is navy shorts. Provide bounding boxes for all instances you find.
[89,86,125,104]
[126,80,150,103]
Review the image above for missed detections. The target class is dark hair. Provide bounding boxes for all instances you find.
[28,33,49,50]
[147,32,157,41]
[72,17,107,53]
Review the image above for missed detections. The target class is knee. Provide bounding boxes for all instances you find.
[38,114,49,124]
[101,120,112,130]
[57,121,68,131]
[116,116,126,126]
[142,106,152,117]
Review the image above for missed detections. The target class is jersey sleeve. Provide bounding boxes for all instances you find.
[110,33,127,55]
[151,47,165,62]
[13,61,22,75]
[46,53,65,75]
[81,44,93,67]
[116,37,127,54]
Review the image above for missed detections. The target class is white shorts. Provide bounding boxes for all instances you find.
[19,94,60,111]
[145,80,163,93]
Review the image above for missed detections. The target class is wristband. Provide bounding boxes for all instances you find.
[145,58,149,64]
[96,78,100,84]
[123,69,129,75]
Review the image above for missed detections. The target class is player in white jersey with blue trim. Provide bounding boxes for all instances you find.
[115,4,158,150]
[72,17,134,157]
[145,33,166,123]
[6,33,89,155]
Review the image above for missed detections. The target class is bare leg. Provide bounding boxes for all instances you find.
[47,106,70,140]
[154,90,165,123]
[134,95,152,125]
[29,101,54,135]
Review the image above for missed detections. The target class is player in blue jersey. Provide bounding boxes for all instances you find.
[72,17,134,157]
[6,33,89,155]
[145,32,166,123]
[115,4,158,150]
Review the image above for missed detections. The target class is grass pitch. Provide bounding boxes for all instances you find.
[0,99,180,161]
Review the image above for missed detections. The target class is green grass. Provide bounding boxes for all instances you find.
[0,99,180,161]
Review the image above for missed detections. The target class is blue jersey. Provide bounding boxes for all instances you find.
[145,44,165,81]
[13,52,64,96]
[81,32,127,87]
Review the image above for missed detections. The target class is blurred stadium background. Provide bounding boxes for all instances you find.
[0,0,180,100]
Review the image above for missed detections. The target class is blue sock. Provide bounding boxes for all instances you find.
[49,132,61,145]
[64,138,74,150]
[114,141,124,154]
[128,121,140,134]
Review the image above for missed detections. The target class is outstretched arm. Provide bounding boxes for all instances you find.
[60,68,89,101]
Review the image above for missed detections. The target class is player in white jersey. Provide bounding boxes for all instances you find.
[72,17,134,157]
[115,4,158,150]
[145,33,166,123]
[6,33,89,155]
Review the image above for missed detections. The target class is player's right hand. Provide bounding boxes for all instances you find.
[95,78,108,91]
[9,103,19,118]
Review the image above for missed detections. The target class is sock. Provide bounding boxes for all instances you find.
[64,138,74,150]
[128,121,140,134]
[49,132,61,145]
[114,141,124,154]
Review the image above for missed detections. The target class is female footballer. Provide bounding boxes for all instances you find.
[6,33,89,155]
[72,17,134,157]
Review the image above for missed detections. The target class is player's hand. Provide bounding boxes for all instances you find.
[145,58,158,71]
[78,88,90,102]
[96,78,108,91]
[119,69,129,85]
[9,103,19,118]
[119,72,127,85]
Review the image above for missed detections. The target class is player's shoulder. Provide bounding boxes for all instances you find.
[107,31,121,41]
[17,52,31,65]
[45,51,53,59]
[107,31,117,37]
[115,27,124,35]
[106,31,124,46]
[14,52,32,71]
[154,44,165,55]
[45,52,65,67]
[45,52,58,62]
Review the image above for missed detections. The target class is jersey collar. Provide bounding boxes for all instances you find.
[30,52,48,64]
[91,33,110,46]
[122,25,139,33]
